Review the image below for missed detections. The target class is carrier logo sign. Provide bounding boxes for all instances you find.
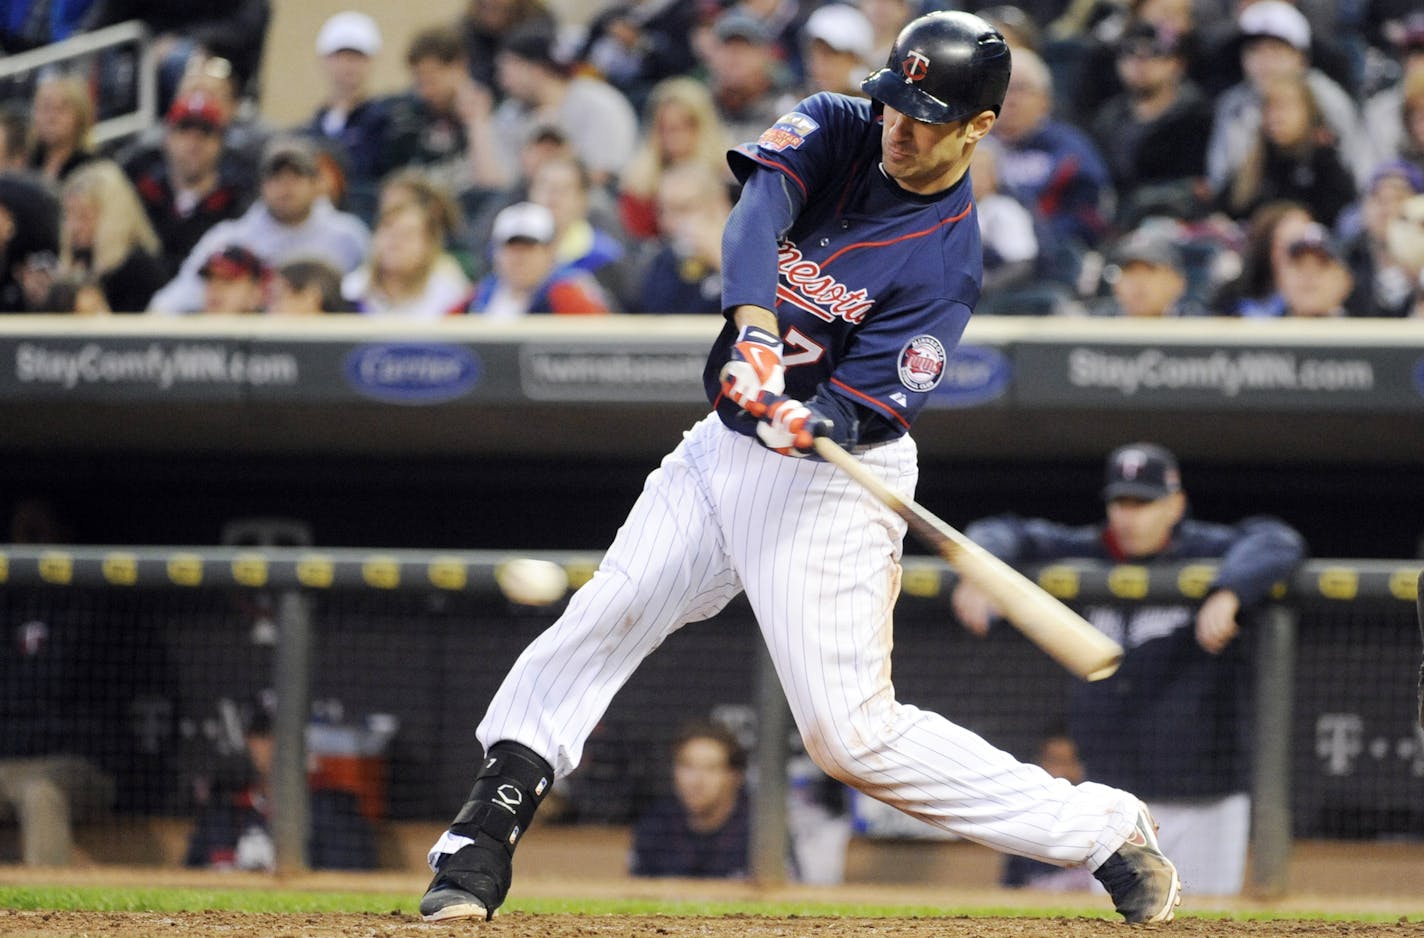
[898,335,946,392]
[345,343,480,404]
[928,345,1012,408]
[902,50,930,82]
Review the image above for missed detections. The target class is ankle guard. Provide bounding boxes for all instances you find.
[434,741,554,914]
[449,740,553,851]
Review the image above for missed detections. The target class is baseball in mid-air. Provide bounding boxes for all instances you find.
[495,558,569,606]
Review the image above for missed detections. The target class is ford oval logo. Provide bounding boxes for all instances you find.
[344,344,480,403]
[927,345,1012,408]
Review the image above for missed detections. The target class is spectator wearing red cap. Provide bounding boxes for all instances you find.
[148,135,369,313]
[127,92,256,279]
[198,245,266,314]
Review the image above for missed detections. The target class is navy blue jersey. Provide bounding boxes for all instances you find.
[703,92,983,445]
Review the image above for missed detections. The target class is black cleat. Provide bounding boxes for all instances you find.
[419,877,491,922]
[419,838,512,923]
[1093,801,1182,924]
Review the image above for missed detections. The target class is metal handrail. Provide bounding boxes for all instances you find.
[0,20,156,146]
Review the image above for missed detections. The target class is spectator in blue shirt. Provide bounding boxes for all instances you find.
[629,720,750,879]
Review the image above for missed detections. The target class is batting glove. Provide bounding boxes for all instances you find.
[747,393,832,457]
[719,324,785,411]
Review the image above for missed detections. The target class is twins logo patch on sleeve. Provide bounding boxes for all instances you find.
[898,335,947,391]
[758,112,820,152]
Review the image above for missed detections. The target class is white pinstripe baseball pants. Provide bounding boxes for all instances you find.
[476,413,1138,869]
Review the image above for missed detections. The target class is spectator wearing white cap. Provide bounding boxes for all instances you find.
[302,11,392,188]
[1205,0,1368,197]
[800,3,875,98]
[467,201,611,318]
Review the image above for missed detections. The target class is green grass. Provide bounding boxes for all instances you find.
[0,885,1419,923]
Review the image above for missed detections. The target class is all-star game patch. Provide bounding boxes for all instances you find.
[898,334,947,392]
[758,111,820,152]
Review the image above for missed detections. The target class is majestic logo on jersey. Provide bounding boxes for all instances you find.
[901,50,930,83]
[776,244,875,324]
[759,111,820,152]
[898,335,947,392]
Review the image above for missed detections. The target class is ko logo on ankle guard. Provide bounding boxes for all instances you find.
[493,784,523,814]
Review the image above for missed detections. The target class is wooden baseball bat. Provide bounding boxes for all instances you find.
[814,437,1123,681]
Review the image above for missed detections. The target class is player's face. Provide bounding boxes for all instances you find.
[879,106,993,194]
[1106,492,1184,557]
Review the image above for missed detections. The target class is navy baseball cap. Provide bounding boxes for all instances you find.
[1103,443,1181,501]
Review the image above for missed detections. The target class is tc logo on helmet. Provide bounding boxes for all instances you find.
[901,49,929,83]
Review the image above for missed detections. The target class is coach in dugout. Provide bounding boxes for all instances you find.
[952,442,1306,895]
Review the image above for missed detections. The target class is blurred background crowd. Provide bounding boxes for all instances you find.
[0,0,1422,321]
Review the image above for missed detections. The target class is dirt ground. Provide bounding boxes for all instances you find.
[2,909,1421,938]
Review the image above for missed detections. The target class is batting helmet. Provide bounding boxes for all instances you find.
[860,11,1012,124]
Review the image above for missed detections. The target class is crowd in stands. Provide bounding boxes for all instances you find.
[0,0,1422,318]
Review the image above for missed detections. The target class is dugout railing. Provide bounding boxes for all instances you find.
[0,546,1418,894]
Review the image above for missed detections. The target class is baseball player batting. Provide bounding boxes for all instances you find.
[421,12,1180,925]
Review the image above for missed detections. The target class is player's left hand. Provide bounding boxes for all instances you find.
[747,393,831,456]
[1195,589,1241,654]
[720,324,784,410]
